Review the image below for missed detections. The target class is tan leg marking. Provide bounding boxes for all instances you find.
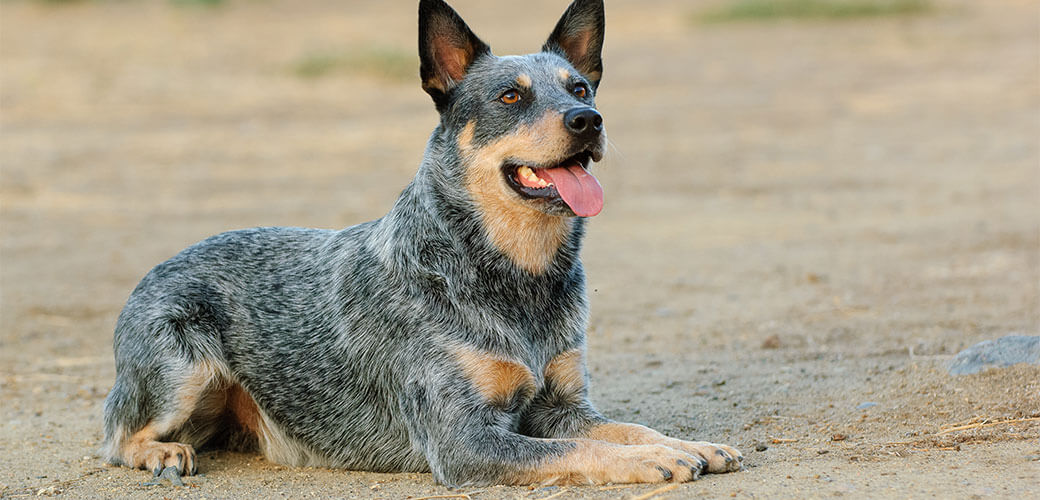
[544,349,586,402]
[160,360,227,430]
[511,439,702,485]
[226,383,261,437]
[585,422,743,473]
[117,362,227,476]
[122,423,197,476]
[454,346,536,409]
[459,117,583,274]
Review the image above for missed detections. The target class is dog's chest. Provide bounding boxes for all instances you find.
[453,346,585,416]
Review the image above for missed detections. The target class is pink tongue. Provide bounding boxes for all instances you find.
[538,163,604,217]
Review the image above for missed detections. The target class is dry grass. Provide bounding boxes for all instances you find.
[292,47,416,80]
[698,0,932,23]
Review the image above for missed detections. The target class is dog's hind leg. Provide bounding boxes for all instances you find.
[103,357,228,477]
[102,291,232,477]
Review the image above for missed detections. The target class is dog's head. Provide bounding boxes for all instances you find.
[419,0,606,219]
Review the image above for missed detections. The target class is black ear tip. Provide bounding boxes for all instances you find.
[571,0,605,13]
[419,0,454,18]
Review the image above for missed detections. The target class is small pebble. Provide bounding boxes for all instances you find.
[144,467,186,487]
[856,402,878,410]
[755,444,768,452]
[761,334,782,349]
[36,485,62,496]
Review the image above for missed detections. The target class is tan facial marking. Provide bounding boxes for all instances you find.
[458,116,576,274]
[454,346,536,409]
[557,68,570,81]
[458,119,476,150]
[517,73,532,89]
[544,349,586,400]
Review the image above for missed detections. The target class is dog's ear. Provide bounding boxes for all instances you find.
[419,0,491,112]
[542,0,604,89]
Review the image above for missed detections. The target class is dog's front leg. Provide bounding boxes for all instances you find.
[582,421,743,474]
[519,348,743,474]
[398,354,704,486]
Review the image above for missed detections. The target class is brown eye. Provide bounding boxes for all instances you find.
[573,84,588,98]
[500,90,520,104]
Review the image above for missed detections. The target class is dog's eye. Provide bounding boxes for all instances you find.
[500,90,521,104]
[573,83,588,98]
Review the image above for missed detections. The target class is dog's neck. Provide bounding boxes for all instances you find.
[464,175,577,275]
[372,161,586,282]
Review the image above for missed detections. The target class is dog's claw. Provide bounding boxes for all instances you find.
[677,459,701,480]
[716,448,735,465]
[656,465,672,481]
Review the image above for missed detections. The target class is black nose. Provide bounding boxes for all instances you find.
[564,107,603,139]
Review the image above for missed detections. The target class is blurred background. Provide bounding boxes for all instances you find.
[1,0,1037,498]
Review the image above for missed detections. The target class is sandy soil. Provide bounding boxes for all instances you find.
[2,0,1038,498]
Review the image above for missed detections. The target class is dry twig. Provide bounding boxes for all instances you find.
[415,490,485,500]
[599,484,636,491]
[629,483,680,500]
[532,487,570,500]
[936,417,1040,435]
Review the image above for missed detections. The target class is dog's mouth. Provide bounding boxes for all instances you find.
[502,151,603,217]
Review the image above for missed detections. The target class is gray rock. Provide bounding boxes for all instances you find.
[161,466,185,487]
[948,335,1040,375]
[856,402,878,410]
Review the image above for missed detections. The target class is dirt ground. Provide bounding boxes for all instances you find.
[2,0,1038,498]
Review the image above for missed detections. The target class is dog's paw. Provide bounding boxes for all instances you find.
[532,441,705,485]
[666,440,743,473]
[609,444,705,483]
[127,441,197,477]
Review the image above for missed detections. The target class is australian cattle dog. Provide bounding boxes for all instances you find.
[102,0,743,486]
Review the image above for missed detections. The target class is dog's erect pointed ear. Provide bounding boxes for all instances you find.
[419,0,491,111]
[542,0,605,88]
